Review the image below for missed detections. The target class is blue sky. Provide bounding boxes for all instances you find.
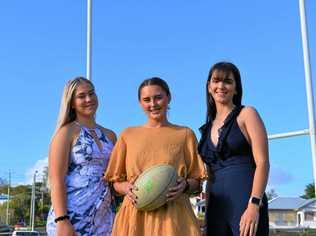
[0,1,315,197]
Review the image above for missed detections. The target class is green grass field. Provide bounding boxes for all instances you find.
[269,229,316,236]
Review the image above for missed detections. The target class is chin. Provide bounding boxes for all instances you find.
[151,115,161,119]
[151,114,165,120]
[83,111,96,117]
[215,98,232,104]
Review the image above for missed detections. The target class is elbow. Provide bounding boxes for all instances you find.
[255,158,270,171]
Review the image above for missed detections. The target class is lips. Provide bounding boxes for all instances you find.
[215,91,227,97]
[215,89,227,93]
[84,103,96,109]
[148,108,162,115]
[149,107,161,111]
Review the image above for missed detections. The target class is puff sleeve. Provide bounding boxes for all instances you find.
[184,128,207,180]
[104,132,127,182]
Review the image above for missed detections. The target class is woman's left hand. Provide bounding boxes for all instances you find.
[166,177,187,202]
[239,204,260,236]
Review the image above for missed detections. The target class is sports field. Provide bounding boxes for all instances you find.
[269,229,316,236]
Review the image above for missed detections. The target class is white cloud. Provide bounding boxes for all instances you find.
[25,157,48,184]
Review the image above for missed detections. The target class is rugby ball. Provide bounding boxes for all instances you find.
[133,164,178,211]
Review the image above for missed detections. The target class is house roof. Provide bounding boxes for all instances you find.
[0,193,9,199]
[196,199,206,207]
[269,197,316,210]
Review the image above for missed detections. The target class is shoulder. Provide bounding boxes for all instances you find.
[199,122,209,134]
[239,106,265,130]
[54,122,79,139]
[121,126,141,135]
[51,122,79,146]
[98,125,117,144]
[239,106,261,121]
[114,126,141,141]
[183,126,196,136]
[170,124,197,139]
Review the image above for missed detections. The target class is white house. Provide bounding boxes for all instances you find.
[269,197,316,229]
[190,196,206,216]
[0,193,8,204]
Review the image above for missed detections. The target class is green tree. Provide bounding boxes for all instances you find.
[266,189,278,200]
[0,167,51,226]
[42,166,48,188]
[0,203,9,223]
[0,181,50,226]
[10,191,32,223]
[301,183,315,199]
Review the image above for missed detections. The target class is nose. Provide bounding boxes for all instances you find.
[149,98,157,107]
[85,94,93,102]
[218,81,225,89]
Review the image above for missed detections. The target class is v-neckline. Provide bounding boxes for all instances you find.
[75,121,104,153]
[86,128,104,153]
[209,107,237,148]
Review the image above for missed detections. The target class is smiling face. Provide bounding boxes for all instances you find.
[208,69,236,106]
[72,81,98,118]
[139,85,170,122]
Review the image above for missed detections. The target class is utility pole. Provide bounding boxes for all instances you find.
[41,175,45,221]
[86,0,92,81]
[6,171,11,225]
[29,171,37,231]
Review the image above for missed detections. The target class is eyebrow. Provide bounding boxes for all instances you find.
[141,93,164,99]
[212,76,234,80]
[76,89,95,96]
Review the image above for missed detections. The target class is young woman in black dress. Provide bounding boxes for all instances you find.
[198,62,269,236]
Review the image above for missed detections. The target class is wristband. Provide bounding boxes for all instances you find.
[54,215,70,223]
[249,196,262,207]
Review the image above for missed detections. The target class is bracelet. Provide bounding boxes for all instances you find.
[54,215,70,223]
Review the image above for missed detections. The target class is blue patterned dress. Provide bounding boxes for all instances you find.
[47,123,115,236]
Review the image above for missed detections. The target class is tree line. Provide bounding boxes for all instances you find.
[0,167,51,227]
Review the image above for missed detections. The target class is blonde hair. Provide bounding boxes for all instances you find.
[54,77,95,133]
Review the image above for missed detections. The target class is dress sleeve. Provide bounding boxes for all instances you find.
[184,128,207,180]
[104,132,127,182]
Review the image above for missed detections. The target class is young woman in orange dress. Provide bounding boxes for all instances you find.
[105,77,206,236]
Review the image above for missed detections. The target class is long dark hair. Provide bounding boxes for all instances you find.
[138,77,171,101]
[206,62,243,123]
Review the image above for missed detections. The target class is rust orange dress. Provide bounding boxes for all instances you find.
[105,125,206,236]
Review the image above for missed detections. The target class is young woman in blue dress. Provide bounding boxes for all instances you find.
[198,62,269,236]
[46,77,116,236]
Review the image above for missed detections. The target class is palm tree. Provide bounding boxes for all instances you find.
[301,183,315,199]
